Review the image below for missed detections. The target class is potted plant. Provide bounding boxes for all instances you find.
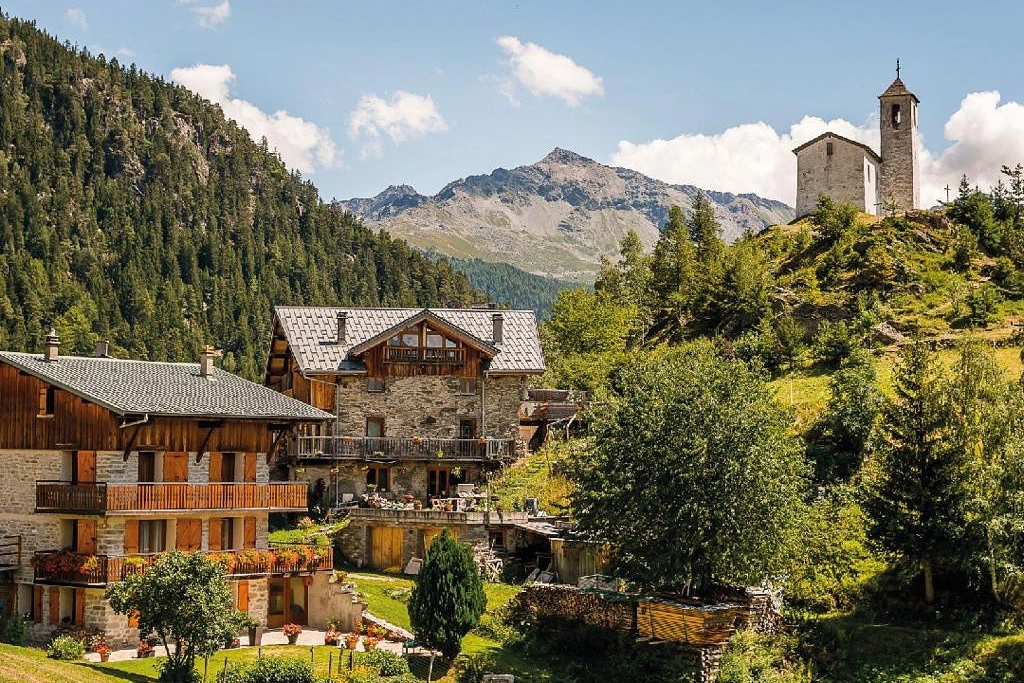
[96,643,111,663]
[234,611,261,646]
[136,639,155,658]
[323,620,340,646]
[343,631,361,650]
[282,623,302,645]
[413,499,423,510]
[364,636,379,651]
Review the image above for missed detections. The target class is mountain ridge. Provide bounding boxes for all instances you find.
[337,148,794,281]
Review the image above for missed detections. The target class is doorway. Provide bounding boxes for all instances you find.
[267,577,308,628]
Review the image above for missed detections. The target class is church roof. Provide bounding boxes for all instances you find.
[879,77,920,103]
[791,132,881,163]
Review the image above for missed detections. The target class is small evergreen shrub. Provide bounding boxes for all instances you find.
[0,613,27,645]
[362,649,410,676]
[47,634,86,660]
[223,656,320,683]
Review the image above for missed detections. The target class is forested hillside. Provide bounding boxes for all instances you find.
[434,253,576,318]
[0,15,481,379]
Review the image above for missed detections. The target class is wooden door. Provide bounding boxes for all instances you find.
[176,519,201,551]
[123,519,139,554]
[243,453,257,482]
[208,452,222,482]
[74,589,85,626]
[370,526,403,571]
[75,451,96,483]
[76,520,97,555]
[236,581,249,612]
[163,452,188,482]
[47,587,59,625]
[243,518,256,548]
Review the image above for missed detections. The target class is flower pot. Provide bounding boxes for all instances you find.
[99,653,110,663]
[286,634,299,645]
[248,625,263,646]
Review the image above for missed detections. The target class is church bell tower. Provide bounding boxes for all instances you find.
[878,61,920,211]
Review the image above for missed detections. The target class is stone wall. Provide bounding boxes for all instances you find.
[306,574,366,631]
[795,135,879,218]
[879,95,920,211]
[334,374,523,442]
[246,578,268,625]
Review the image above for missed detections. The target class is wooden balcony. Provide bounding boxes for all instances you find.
[0,535,22,570]
[35,482,308,515]
[384,346,466,365]
[33,545,333,587]
[293,436,516,461]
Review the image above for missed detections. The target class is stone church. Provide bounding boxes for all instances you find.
[793,72,920,217]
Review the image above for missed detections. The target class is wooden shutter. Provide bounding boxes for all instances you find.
[32,586,42,622]
[243,453,257,482]
[47,587,59,625]
[176,519,201,551]
[76,451,96,483]
[74,588,85,626]
[128,610,139,628]
[76,520,97,555]
[123,519,140,555]
[244,518,256,548]
[237,581,249,612]
[163,452,188,482]
[208,518,222,551]
[208,451,222,482]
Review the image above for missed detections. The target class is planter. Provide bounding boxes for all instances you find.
[99,653,110,663]
[248,625,264,646]
[286,634,299,645]
[343,635,361,650]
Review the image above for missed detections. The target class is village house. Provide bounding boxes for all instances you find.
[0,333,339,645]
[263,306,546,571]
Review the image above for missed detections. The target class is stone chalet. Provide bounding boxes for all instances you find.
[264,306,546,571]
[0,334,337,645]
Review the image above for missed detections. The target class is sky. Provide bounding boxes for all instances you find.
[8,1,1024,208]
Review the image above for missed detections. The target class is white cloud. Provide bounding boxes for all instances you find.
[65,8,88,31]
[170,63,337,173]
[496,36,603,107]
[348,91,448,159]
[178,0,230,29]
[612,91,1024,207]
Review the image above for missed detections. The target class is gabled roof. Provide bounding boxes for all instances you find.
[879,77,919,103]
[269,307,546,376]
[0,351,333,421]
[347,309,499,357]
[792,132,881,163]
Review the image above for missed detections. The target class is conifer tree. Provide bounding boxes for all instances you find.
[408,529,486,680]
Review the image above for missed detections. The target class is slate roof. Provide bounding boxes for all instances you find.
[791,132,881,162]
[271,307,546,375]
[0,351,333,420]
[879,77,919,103]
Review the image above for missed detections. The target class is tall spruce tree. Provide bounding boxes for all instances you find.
[408,529,486,680]
[651,205,698,343]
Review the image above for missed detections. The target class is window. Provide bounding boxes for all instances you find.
[826,141,833,156]
[138,452,156,483]
[366,466,390,492]
[457,378,477,395]
[138,520,166,554]
[220,452,237,483]
[37,386,55,416]
[428,467,467,497]
[366,417,384,438]
[867,165,872,181]
[891,103,902,127]
[367,377,385,393]
[221,517,236,550]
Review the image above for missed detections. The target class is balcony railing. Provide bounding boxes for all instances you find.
[35,482,308,514]
[293,436,516,461]
[383,346,466,365]
[34,546,333,587]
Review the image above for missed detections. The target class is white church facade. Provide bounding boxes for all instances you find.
[793,71,920,217]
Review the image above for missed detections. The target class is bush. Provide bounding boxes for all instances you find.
[47,634,86,661]
[223,656,320,683]
[362,649,410,676]
[811,320,857,366]
[717,629,810,683]
[0,613,27,645]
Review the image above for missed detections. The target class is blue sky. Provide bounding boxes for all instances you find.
[7,1,1024,206]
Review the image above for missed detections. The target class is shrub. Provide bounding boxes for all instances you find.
[362,648,410,676]
[224,656,320,683]
[811,320,857,366]
[47,634,86,660]
[0,613,27,645]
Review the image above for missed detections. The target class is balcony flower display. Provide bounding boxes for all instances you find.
[275,548,300,570]
[34,549,100,576]
[209,553,237,574]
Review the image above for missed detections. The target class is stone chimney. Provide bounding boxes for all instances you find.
[337,311,348,344]
[44,328,60,362]
[492,313,504,346]
[200,345,216,377]
[94,340,110,358]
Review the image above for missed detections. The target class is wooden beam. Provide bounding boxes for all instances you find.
[122,424,142,462]
[195,425,218,464]
[266,424,296,464]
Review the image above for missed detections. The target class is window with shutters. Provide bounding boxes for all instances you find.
[138,520,167,554]
[37,386,55,417]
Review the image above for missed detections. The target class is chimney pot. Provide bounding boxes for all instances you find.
[94,340,110,358]
[492,313,504,346]
[44,328,60,362]
[337,311,348,344]
[200,345,216,377]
